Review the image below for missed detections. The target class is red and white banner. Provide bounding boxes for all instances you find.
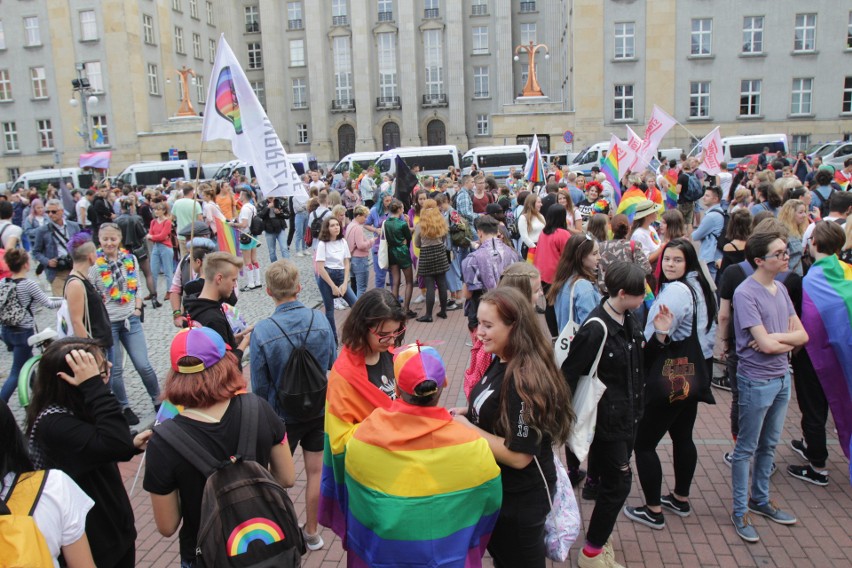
[696,126,723,176]
[624,126,643,178]
[632,105,677,172]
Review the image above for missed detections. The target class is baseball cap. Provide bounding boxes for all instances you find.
[170,326,231,374]
[393,343,446,397]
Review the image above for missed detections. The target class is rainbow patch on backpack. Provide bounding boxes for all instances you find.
[226,517,285,556]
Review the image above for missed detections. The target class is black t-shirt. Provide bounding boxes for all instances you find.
[143,395,287,561]
[540,193,558,217]
[366,351,397,400]
[676,172,691,204]
[467,359,555,493]
[65,274,113,348]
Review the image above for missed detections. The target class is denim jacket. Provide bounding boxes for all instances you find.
[250,301,337,421]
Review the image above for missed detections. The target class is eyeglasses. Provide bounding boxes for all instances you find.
[762,250,790,260]
[46,209,61,214]
[369,324,406,343]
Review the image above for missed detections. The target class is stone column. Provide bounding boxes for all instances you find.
[444,1,466,147]
[494,0,513,108]
[258,0,288,148]
[350,0,378,150]
[304,2,334,161]
[396,0,421,146]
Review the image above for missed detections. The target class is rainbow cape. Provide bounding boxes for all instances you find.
[664,168,680,209]
[214,216,240,256]
[344,400,502,567]
[835,169,850,190]
[601,150,621,206]
[801,255,852,461]
[615,187,647,222]
[646,185,664,216]
[523,135,546,183]
[319,347,394,544]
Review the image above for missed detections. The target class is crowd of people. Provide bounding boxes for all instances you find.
[0,149,851,568]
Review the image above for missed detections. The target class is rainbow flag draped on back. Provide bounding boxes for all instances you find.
[601,149,621,206]
[615,187,647,222]
[319,347,394,544]
[646,184,664,213]
[835,169,850,190]
[801,255,852,461]
[214,216,240,256]
[664,168,680,209]
[344,400,502,567]
[523,134,546,183]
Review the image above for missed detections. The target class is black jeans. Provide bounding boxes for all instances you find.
[422,273,448,318]
[791,348,828,468]
[541,282,559,337]
[634,399,699,507]
[725,348,740,439]
[488,484,551,568]
[466,289,483,331]
[585,437,634,548]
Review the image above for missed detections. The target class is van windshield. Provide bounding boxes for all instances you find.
[213,166,231,180]
[572,147,591,164]
[461,155,474,169]
[377,158,391,173]
[815,143,841,158]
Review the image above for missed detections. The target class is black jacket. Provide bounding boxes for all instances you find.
[258,199,288,233]
[115,213,147,251]
[184,296,243,365]
[561,304,650,442]
[90,196,113,228]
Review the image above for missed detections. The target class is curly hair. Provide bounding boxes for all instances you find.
[417,200,448,239]
[778,199,808,238]
[318,216,344,241]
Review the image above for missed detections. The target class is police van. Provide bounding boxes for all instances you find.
[11,168,95,192]
[115,160,199,187]
[461,145,529,179]
[376,145,460,178]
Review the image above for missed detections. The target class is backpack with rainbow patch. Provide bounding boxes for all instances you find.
[0,470,55,567]
[156,395,304,567]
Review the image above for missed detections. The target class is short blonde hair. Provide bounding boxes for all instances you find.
[265,259,300,300]
[202,252,244,281]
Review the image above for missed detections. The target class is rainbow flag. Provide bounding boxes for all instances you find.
[835,169,850,190]
[214,215,239,256]
[601,145,621,206]
[319,347,395,544]
[523,134,546,183]
[801,255,852,461]
[344,400,502,567]
[615,187,647,222]
[154,400,184,426]
[646,184,664,212]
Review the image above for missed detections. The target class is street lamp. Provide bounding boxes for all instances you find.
[70,63,99,150]
[513,41,550,97]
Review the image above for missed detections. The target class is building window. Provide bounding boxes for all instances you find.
[333,35,353,103]
[245,6,260,33]
[520,22,536,45]
[791,134,810,153]
[190,0,199,19]
[290,39,305,66]
[794,13,816,52]
[193,33,202,59]
[378,0,393,21]
[332,0,348,26]
[24,16,40,46]
[174,27,185,54]
[37,119,53,150]
[83,61,103,93]
[848,12,852,49]
[80,11,97,41]
[30,67,47,99]
[251,81,265,108]
[742,16,763,53]
[209,39,216,63]
[844,77,852,113]
[424,29,443,96]
[142,14,155,45]
[689,81,710,118]
[740,79,761,116]
[172,0,182,12]
[297,123,309,144]
[195,75,205,104]
[3,122,18,152]
[0,70,11,101]
[791,78,813,115]
[377,32,397,100]
[476,114,489,136]
[520,63,537,87]
[472,26,488,55]
[0,20,5,50]
[424,0,439,19]
[206,1,215,25]
[91,115,109,146]
[247,42,262,69]
[613,84,634,120]
[288,2,303,28]
[472,0,487,16]
[147,63,159,95]
[473,66,489,98]
[614,22,635,59]
[7,167,20,180]
[292,77,307,108]
[690,18,712,56]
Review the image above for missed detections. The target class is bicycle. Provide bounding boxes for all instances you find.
[16,327,58,408]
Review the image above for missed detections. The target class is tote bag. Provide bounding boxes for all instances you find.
[567,317,608,462]
[644,285,715,406]
[554,280,579,368]
[377,222,389,270]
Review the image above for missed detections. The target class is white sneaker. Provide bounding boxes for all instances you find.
[334,298,347,310]
[412,295,425,305]
[301,527,324,551]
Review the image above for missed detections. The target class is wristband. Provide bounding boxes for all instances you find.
[173,310,182,317]
[654,328,669,335]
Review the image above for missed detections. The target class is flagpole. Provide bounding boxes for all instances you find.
[189,140,206,261]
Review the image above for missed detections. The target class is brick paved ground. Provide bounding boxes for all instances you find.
[6,251,852,567]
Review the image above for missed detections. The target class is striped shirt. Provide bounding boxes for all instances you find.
[6,278,62,329]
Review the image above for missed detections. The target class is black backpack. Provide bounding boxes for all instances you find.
[249,206,265,236]
[682,173,704,202]
[814,186,835,219]
[310,209,330,239]
[709,209,730,252]
[156,395,305,568]
[269,312,328,421]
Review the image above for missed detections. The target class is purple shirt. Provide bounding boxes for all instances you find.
[733,276,796,380]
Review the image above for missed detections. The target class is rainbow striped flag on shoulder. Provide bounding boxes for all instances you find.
[602,135,623,206]
[319,347,394,544]
[523,134,546,183]
[344,400,502,567]
[615,187,647,222]
[802,255,852,462]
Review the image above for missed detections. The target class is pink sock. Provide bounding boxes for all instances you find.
[583,543,603,558]
[253,262,260,270]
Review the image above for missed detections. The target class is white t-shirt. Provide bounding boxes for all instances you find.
[0,219,23,248]
[717,172,733,198]
[632,225,661,254]
[1,470,94,568]
[309,180,326,191]
[316,239,351,269]
[75,199,91,227]
[238,202,257,228]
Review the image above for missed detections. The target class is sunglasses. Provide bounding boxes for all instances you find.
[46,209,61,214]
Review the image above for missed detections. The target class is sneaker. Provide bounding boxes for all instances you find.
[660,493,691,517]
[790,438,808,462]
[623,505,665,530]
[786,464,829,486]
[747,499,797,525]
[567,467,587,488]
[123,407,140,426]
[711,375,732,391]
[602,541,625,568]
[582,480,599,501]
[445,301,462,311]
[731,512,760,543]
[723,451,777,476]
[301,527,324,551]
[578,544,624,568]
[412,295,425,304]
[334,298,347,311]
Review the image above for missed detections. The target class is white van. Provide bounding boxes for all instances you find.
[201,162,228,180]
[818,141,852,169]
[462,145,529,179]
[214,154,318,183]
[332,152,384,182]
[720,134,788,166]
[377,145,460,178]
[568,142,611,175]
[115,160,199,187]
[11,168,95,193]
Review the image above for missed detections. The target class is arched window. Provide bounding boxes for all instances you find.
[337,124,355,159]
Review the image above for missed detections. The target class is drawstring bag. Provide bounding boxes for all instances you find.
[534,450,581,562]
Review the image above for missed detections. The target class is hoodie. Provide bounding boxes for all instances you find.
[183,296,243,366]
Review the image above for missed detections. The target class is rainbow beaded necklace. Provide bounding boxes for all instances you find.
[95,249,138,304]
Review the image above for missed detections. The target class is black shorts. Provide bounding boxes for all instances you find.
[285,416,325,454]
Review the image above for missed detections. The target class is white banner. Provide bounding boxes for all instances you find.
[696,126,723,176]
[633,105,678,172]
[202,35,306,198]
[624,126,643,178]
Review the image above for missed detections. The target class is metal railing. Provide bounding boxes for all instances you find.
[331,99,355,111]
[288,19,303,30]
[332,15,349,26]
[520,2,536,13]
[472,4,487,16]
[376,96,401,109]
[378,11,393,22]
[424,8,440,19]
[421,93,447,106]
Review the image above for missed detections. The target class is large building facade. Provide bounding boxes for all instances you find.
[1,0,851,184]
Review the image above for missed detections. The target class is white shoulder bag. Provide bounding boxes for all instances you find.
[377,221,389,270]
[567,317,608,462]
[553,280,579,368]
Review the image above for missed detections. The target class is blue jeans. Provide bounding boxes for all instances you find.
[1,326,33,402]
[317,268,357,344]
[372,250,388,289]
[108,316,161,409]
[447,246,467,293]
[150,243,175,296]
[731,373,790,517]
[351,256,370,298]
[293,211,308,252]
[265,230,290,262]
